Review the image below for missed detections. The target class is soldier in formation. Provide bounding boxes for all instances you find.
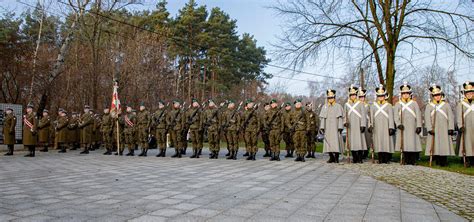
[3,81,473,167]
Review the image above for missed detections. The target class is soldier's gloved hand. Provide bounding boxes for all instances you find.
[428,130,435,135]
[459,127,465,134]
[415,127,422,134]
[397,125,404,130]
[343,123,350,128]
[448,130,455,136]
[360,127,365,133]
[389,128,396,136]
[338,128,343,133]
[368,126,373,133]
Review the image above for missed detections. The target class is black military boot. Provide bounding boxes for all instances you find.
[225,149,231,156]
[285,150,291,158]
[126,149,134,156]
[156,149,163,157]
[269,152,275,161]
[181,148,186,155]
[5,145,13,156]
[327,153,334,163]
[143,149,148,157]
[275,152,280,161]
[40,146,48,152]
[190,150,197,158]
[246,152,253,160]
[59,146,67,153]
[358,151,364,163]
[171,149,179,158]
[263,150,270,157]
[209,151,215,159]
[243,152,249,157]
[295,155,301,162]
[289,150,294,157]
[334,153,340,163]
[311,151,316,158]
[161,149,166,157]
[198,148,202,155]
[300,155,306,162]
[227,151,234,160]
[251,153,256,160]
[232,151,237,160]
[31,147,36,157]
[305,152,311,158]
[80,146,89,154]
[177,150,183,158]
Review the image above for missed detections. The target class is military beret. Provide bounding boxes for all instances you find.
[6,107,13,111]
[270,99,278,104]
[294,98,302,104]
[84,105,90,109]
[191,98,199,103]
[27,103,34,108]
[43,109,49,113]
[285,102,292,106]
[227,99,235,104]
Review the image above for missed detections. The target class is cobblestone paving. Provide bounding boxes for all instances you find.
[337,162,474,221]
[0,147,468,222]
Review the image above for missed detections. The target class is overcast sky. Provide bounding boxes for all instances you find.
[2,0,472,96]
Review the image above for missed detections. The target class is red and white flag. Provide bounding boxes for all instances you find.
[110,81,121,112]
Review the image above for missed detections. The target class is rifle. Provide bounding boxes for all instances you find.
[264,103,284,134]
[429,100,437,167]
[238,103,260,134]
[400,99,405,165]
[165,102,186,135]
[203,102,226,132]
[221,101,243,133]
[288,108,305,133]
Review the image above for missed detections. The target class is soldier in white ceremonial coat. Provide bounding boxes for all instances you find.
[343,85,367,163]
[369,85,395,164]
[319,89,344,163]
[457,81,474,167]
[424,85,455,166]
[394,82,423,165]
[358,89,371,159]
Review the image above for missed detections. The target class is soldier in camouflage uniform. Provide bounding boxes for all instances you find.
[223,101,241,160]
[186,99,204,158]
[68,112,80,150]
[203,99,222,159]
[261,103,271,157]
[241,99,260,160]
[153,101,168,157]
[123,105,137,156]
[38,109,51,152]
[137,103,151,157]
[56,109,69,153]
[78,105,94,154]
[101,107,114,155]
[23,103,38,157]
[3,107,16,156]
[265,99,284,161]
[282,102,294,158]
[167,100,186,158]
[92,113,102,151]
[305,103,318,158]
[288,99,310,162]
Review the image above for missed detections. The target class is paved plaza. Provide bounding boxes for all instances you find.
[0,148,468,222]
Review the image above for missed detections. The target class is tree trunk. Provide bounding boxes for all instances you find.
[385,50,396,103]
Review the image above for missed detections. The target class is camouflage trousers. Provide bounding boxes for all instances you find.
[261,131,270,151]
[226,130,239,152]
[244,130,258,153]
[282,131,294,151]
[170,129,185,151]
[155,128,167,150]
[102,131,113,151]
[208,130,220,152]
[269,129,281,154]
[137,127,148,150]
[307,130,316,152]
[293,130,307,155]
[190,130,203,152]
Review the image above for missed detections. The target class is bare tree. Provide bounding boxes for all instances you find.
[271,0,474,100]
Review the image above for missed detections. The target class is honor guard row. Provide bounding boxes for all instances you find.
[2,81,473,167]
